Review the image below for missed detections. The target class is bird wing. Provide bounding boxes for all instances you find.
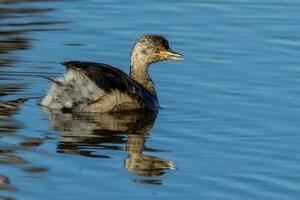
[62,61,141,97]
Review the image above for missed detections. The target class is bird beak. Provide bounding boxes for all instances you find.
[160,49,184,61]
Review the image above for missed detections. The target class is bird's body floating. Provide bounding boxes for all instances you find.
[40,35,183,113]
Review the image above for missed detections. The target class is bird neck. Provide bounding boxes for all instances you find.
[130,56,156,97]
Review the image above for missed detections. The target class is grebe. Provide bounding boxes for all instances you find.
[40,34,183,112]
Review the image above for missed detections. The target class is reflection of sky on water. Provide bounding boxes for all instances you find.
[0,2,177,198]
[0,2,64,198]
[1,0,300,199]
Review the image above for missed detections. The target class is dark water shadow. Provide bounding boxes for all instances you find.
[44,109,176,185]
[0,0,68,130]
[0,0,67,137]
[0,98,48,196]
[0,0,69,70]
[0,175,17,200]
[0,0,67,197]
[0,98,27,134]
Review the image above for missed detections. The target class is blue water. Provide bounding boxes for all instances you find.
[1,0,300,199]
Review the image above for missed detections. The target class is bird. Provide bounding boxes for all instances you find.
[40,34,183,113]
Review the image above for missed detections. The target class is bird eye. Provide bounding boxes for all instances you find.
[163,40,169,49]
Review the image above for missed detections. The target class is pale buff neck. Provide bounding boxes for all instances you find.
[130,55,157,97]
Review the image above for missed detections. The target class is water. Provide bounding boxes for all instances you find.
[1,0,300,199]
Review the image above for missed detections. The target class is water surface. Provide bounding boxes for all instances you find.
[1,0,300,199]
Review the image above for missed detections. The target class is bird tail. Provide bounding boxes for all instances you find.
[40,75,63,86]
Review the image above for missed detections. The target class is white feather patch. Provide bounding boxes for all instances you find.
[40,69,105,110]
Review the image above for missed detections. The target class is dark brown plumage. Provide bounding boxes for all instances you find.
[62,61,139,94]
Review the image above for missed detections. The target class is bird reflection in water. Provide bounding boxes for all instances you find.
[44,109,176,184]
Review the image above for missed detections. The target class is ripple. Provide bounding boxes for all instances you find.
[1,0,300,199]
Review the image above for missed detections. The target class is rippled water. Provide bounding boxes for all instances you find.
[1,0,300,199]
